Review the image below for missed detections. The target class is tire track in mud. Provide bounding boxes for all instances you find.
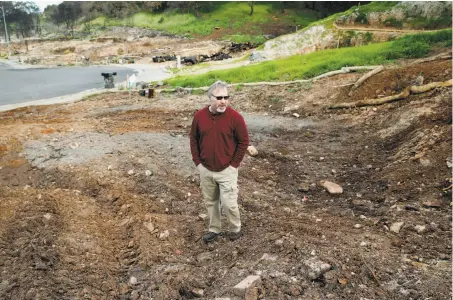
[0,174,148,299]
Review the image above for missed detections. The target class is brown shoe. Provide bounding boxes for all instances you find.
[229,231,242,241]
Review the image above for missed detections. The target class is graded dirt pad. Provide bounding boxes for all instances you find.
[0,60,451,300]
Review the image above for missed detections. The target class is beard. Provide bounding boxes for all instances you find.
[216,106,226,113]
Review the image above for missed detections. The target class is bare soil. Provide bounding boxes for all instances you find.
[0,59,451,300]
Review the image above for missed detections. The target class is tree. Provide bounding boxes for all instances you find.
[0,1,40,51]
[49,1,82,36]
[247,1,254,16]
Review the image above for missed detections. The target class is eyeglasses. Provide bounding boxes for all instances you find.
[212,95,230,100]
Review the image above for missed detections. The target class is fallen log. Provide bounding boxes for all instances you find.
[348,65,384,96]
[410,79,452,94]
[313,69,350,81]
[410,52,452,65]
[329,79,452,109]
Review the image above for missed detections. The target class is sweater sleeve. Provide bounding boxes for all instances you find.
[230,113,249,168]
[189,115,201,166]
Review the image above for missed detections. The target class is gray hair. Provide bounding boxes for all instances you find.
[207,80,228,98]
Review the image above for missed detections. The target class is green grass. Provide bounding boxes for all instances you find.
[406,15,453,30]
[164,29,452,88]
[356,1,398,14]
[221,34,267,44]
[90,2,319,39]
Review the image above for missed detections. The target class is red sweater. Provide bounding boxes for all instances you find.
[190,106,249,172]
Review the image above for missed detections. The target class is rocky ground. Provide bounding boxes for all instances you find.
[0,58,451,299]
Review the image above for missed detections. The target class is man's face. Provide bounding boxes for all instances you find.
[210,87,230,113]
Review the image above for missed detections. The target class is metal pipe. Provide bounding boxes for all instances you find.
[1,6,10,59]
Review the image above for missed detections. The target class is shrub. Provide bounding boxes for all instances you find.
[364,32,373,43]
[117,48,124,55]
[384,17,403,29]
[355,12,368,24]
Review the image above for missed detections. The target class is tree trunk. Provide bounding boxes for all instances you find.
[248,2,254,15]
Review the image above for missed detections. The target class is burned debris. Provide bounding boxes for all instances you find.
[152,41,259,65]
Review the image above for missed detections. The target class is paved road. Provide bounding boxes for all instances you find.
[0,63,136,105]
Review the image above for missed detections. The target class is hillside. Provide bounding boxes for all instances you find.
[252,1,452,61]
[87,2,321,44]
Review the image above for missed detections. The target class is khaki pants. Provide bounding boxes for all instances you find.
[198,164,241,233]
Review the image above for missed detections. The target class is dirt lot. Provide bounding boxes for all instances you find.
[0,59,451,300]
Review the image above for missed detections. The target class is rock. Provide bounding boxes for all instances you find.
[118,283,129,294]
[192,288,204,297]
[319,180,343,194]
[415,225,426,234]
[404,204,419,211]
[143,222,154,232]
[107,165,113,170]
[118,218,132,227]
[303,258,331,280]
[247,145,259,156]
[415,75,424,86]
[390,222,404,233]
[43,213,52,220]
[354,224,363,229]
[198,213,208,220]
[145,170,153,176]
[196,252,212,263]
[260,253,278,261]
[298,183,310,192]
[447,160,452,168]
[423,200,443,208]
[292,113,300,118]
[419,158,430,166]
[324,270,338,284]
[69,142,79,149]
[130,290,140,300]
[233,275,261,296]
[352,199,373,210]
[360,241,368,247]
[159,230,170,240]
[127,169,134,175]
[129,276,137,285]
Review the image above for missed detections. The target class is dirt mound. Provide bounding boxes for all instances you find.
[0,59,451,299]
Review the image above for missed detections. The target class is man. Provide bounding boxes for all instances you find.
[190,80,249,243]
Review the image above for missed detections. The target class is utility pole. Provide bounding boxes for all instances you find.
[1,6,10,59]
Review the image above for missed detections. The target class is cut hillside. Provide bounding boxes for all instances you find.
[252,1,452,61]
